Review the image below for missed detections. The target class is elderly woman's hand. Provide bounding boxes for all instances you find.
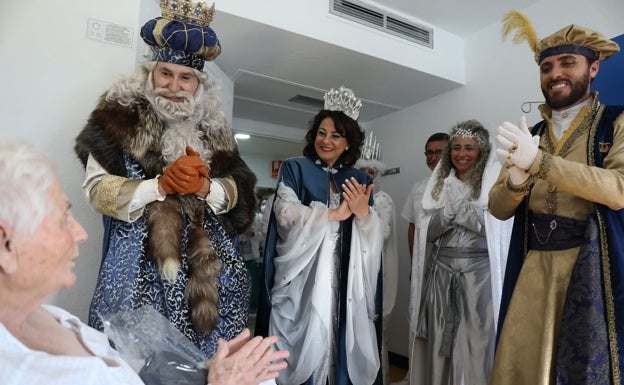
[205,329,289,385]
[342,177,373,219]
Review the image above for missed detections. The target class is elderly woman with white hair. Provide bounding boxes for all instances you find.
[408,120,512,385]
[0,139,288,385]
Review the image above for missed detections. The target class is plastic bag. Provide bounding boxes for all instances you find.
[100,306,208,385]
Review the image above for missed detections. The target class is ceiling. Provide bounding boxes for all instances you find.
[212,0,540,157]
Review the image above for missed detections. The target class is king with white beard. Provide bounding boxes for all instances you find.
[74,1,257,359]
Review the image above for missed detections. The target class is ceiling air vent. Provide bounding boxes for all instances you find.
[330,0,433,48]
[289,94,325,109]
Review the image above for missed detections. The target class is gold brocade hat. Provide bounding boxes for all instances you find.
[502,10,620,64]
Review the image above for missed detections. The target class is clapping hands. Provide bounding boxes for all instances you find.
[330,177,374,221]
[443,176,465,220]
[342,177,374,219]
[205,328,289,385]
[495,116,539,185]
[496,116,540,170]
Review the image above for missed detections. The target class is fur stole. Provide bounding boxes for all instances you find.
[75,94,257,334]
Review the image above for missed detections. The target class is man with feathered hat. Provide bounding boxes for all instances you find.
[74,0,257,358]
[488,10,624,385]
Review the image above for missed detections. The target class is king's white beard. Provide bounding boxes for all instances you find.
[160,123,209,165]
[144,76,205,125]
[149,88,197,123]
[143,78,210,164]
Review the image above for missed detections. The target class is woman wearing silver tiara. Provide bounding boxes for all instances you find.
[408,120,511,385]
[255,87,384,385]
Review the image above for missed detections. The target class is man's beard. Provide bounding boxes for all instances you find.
[145,85,200,124]
[541,72,590,110]
[160,123,208,165]
[144,81,209,164]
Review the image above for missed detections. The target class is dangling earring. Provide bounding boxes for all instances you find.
[346,147,349,151]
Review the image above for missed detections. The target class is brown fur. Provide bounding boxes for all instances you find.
[146,197,183,282]
[146,195,222,334]
[185,224,221,334]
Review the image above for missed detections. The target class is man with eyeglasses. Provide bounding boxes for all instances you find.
[392,132,448,385]
[402,132,450,259]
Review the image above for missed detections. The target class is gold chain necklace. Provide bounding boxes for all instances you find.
[532,219,558,245]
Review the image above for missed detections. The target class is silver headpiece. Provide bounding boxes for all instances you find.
[451,127,487,147]
[355,131,385,179]
[323,86,362,121]
[361,131,381,161]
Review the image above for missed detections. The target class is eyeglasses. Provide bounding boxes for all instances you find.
[424,150,443,157]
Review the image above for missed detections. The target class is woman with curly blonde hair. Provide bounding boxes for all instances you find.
[408,120,511,385]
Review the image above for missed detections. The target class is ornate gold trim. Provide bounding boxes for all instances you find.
[95,175,127,217]
[505,176,533,194]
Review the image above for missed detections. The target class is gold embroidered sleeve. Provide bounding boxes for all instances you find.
[93,175,127,217]
[488,164,529,220]
[527,114,624,210]
[505,175,534,193]
[214,176,238,212]
[528,151,553,180]
[206,177,238,215]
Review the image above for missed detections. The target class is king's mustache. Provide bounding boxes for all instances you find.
[153,88,193,103]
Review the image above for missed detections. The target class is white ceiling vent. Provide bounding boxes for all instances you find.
[330,0,433,48]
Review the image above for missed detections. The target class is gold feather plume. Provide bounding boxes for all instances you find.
[502,9,538,54]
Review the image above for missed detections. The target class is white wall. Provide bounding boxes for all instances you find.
[234,117,308,141]
[371,0,624,357]
[242,153,281,189]
[0,0,143,319]
[216,0,466,84]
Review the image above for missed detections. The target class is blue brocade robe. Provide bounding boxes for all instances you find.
[89,152,250,358]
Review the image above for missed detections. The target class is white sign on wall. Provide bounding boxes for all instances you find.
[86,18,134,48]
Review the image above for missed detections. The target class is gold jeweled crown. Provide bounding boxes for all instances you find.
[160,0,215,26]
[323,86,362,121]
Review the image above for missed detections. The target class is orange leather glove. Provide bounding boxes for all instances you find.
[160,146,209,195]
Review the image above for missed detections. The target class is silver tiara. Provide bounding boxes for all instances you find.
[323,86,362,121]
[451,127,487,147]
[361,131,381,161]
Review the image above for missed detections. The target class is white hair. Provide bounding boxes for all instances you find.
[0,140,56,236]
[355,158,386,183]
[144,70,204,125]
[160,122,210,165]
[105,62,227,129]
[104,61,229,162]
[105,62,156,107]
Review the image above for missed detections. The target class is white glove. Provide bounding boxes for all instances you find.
[496,116,540,170]
[507,164,530,185]
[443,176,465,219]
